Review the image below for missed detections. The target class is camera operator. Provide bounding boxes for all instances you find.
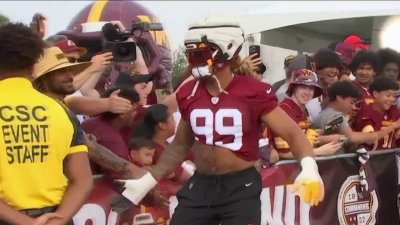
[109,21,149,74]
[63,20,154,118]
[100,21,153,95]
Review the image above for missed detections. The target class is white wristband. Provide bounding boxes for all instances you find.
[121,172,157,205]
[300,156,318,172]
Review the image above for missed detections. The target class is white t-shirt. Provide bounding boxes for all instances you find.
[275,82,289,103]
[275,81,289,97]
[68,90,85,124]
[306,98,322,124]
[348,73,356,81]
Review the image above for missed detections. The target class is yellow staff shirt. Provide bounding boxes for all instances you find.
[0,78,88,210]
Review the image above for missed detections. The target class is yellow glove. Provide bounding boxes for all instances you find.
[289,157,324,206]
[306,129,319,145]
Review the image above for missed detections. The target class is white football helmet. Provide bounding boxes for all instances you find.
[184,19,245,78]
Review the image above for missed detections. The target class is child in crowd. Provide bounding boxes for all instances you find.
[354,76,400,150]
[129,137,156,169]
[129,137,183,181]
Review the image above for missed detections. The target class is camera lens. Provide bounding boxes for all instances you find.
[111,42,136,62]
[117,46,130,56]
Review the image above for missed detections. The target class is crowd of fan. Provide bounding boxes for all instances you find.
[267,34,400,162]
[22,26,400,173]
[35,27,400,173]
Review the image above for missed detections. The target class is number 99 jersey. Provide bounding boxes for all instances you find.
[176,75,278,161]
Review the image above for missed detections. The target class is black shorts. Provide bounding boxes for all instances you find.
[170,166,262,225]
[0,205,74,225]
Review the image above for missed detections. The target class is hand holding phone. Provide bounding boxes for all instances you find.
[249,45,261,58]
[30,13,47,38]
[324,116,344,133]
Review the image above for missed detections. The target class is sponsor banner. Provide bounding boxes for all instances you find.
[73,151,400,225]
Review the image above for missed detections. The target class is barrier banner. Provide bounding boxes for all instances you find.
[73,151,400,225]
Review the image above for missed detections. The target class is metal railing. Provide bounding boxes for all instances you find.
[275,148,400,165]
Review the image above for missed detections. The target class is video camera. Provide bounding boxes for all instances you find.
[101,21,163,62]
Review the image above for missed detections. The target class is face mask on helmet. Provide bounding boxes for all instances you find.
[186,42,226,78]
[184,22,245,79]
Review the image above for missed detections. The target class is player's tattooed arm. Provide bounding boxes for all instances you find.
[86,134,144,178]
[150,120,194,180]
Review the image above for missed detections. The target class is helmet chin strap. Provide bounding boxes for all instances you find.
[189,65,232,99]
[189,48,231,97]
[211,74,229,95]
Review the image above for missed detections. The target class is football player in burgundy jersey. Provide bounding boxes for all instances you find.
[117,20,324,225]
[271,69,343,158]
[354,76,400,150]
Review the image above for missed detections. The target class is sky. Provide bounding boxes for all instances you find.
[1,1,399,51]
[0,1,274,51]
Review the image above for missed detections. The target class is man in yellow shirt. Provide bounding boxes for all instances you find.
[0,23,93,225]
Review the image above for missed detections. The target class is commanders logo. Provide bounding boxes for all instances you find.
[337,175,378,225]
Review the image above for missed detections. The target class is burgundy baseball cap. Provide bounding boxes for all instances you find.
[335,43,356,66]
[53,39,87,56]
[343,34,370,50]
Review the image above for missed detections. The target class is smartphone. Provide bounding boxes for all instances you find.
[324,116,344,133]
[249,45,261,57]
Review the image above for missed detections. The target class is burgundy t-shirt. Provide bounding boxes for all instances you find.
[120,104,149,144]
[82,116,130,161]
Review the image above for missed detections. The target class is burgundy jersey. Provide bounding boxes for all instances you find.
[350,81,374,124]
[271,98,310,153]
[352,81,374,115]
[352,81,374,105]
[354,104,400,150]
[176,75,277,161]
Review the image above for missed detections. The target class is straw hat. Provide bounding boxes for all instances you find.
[33,47,92,80]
